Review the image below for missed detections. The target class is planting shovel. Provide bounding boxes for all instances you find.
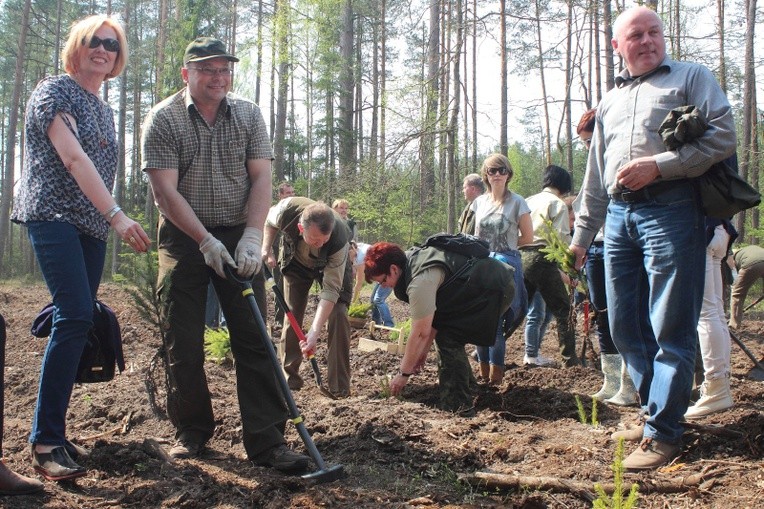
[224,265,344,483]
[729,330,764,380]
[261,265,337,399]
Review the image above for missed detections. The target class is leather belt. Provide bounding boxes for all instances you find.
[609,180,689,204]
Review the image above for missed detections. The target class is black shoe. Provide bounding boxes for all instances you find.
[64,440,89,461]
[168,439,203,459]
[252,444,311,473]
[32,446,86,481]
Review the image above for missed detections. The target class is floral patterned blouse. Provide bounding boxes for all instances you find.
[12,74,117,241]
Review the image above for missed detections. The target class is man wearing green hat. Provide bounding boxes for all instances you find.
[141,37,310,473]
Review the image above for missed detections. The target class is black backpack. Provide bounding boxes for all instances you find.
[421,233,490,259]
[31,300,125,383]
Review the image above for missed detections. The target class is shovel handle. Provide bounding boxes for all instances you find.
[261,265,315,358]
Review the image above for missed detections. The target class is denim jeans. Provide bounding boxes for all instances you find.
[605,184,705,444]
[370,283,394,327]
[476,251,526,367]
[585,242,618,354]
[26,221,106,446]
[523,291,553,357]
[521,248,579,366]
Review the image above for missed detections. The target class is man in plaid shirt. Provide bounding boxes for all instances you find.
[141,37,310,473]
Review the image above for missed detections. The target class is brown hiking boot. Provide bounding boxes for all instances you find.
[610,412,647,442]
[252,444,311,474]
[489,365,504,386]
[0,461,44,495]
[623,438,680,471]
[168,439,204,460]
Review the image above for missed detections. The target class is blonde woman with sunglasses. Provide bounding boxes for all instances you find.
[470,154,533,384]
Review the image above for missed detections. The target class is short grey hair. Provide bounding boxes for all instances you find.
[464,173,485,193]
[300,202,335,234]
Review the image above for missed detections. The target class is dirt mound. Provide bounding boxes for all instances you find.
[0,283,761,508]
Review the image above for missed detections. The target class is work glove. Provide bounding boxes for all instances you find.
[235,227,264,278]
[199,233,236,278]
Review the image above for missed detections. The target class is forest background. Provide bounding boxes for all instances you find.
[0,0,762,284]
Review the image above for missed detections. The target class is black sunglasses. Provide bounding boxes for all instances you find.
[486,167,509,176]
[83,35,120,53]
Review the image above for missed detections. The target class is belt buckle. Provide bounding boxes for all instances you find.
[621,188,647,203]
[620,190,637,203]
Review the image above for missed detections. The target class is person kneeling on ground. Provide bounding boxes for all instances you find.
[363,242,515,416]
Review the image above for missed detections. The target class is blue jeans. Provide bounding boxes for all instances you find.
[476,251,526,366]
[26,221,106,446]
[370,283,394,327]
[585,242,618,354]
[524,291,553,357]
[605,184,705,444]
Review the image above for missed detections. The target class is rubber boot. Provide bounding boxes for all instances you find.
[489,364,504,386]
[591,353,621,401]
[605,359,639,406]
[684,375,733,419]
[478,362,490,384]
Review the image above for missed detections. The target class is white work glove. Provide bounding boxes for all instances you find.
[235,227,263,278]
[199,233,236,278]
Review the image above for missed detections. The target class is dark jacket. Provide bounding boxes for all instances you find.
[394,245,514,346]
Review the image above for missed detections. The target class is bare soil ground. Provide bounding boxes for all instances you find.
[0,282,762,508]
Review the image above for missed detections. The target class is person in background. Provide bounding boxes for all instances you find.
[271,182,296,326]
[278,182,295,201]
[142,36,309,472]
[471,154,532,384]
[263,198,353,398]
[350,241,395,327]
[523,194,579,369]
[728,245,764,330]
[332,199,357,240]
[684,219,737,418]
[522,165,580,368]
[571,7,736,470]
[364,241,516,416]
[576,109,637,405]
[0,314,45,494]
[11,15,150,482]
[459,173,485,235]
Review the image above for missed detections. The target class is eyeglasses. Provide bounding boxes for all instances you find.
[380,274,389,285]
[188,66,234,77]
[83,35,120,53]
[486,167,509,176]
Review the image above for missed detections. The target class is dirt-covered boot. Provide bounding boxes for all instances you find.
[489,364,504,386]
[477,362,490,384]
[684,375,733,419]
[591,353,621,401]
[605,360,638,406]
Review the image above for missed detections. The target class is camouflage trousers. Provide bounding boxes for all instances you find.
[434,332,474,414]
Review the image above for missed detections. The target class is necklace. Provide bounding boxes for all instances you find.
[84,94,108,148]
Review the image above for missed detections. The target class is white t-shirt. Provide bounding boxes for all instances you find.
[354,242,370,266]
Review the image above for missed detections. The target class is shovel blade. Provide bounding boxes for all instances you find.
[301,464,345,484]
